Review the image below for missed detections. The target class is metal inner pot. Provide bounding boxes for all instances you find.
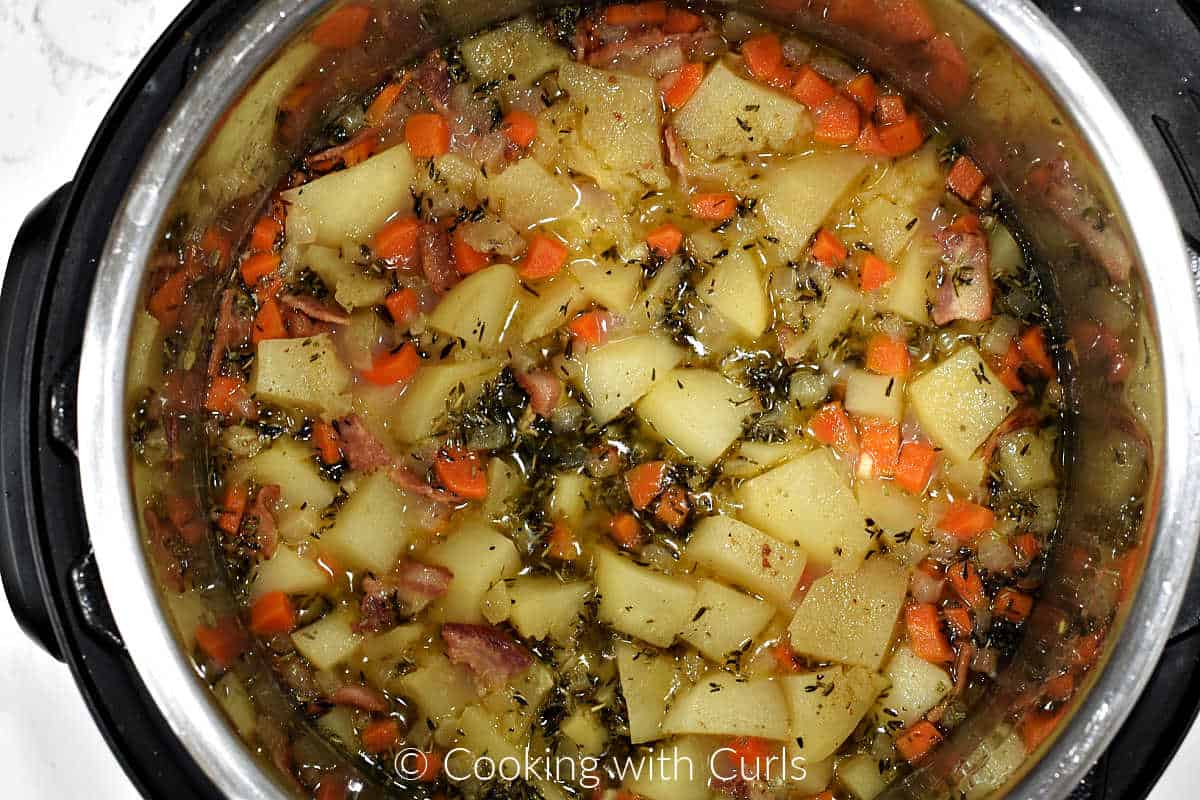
[76,1,1200,798]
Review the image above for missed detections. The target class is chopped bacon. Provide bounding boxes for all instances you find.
[330,683,390,712]
[419,224,457,294]
[333,415,393,472]
[356,561,453,632]
[413,51,451,114]
[305,129,382,173]
[283,308,335,338]
[515,370,562,416]
[246,484,281,559]
[1029,158,1132,283]
[144,508,186,592]
[280,293,351,325]
[582,26,715,75]
[161,368,205,415]
[441,623,534,689]
[208,289,250,377]
[777,326,807,364]
[663,126,690,188]
[389,464,463,505]
[395,559,453,602]
[932,224,993,325]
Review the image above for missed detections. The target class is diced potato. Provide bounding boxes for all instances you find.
[960,727,1026,800]
[429,264,520,353]
[856,480,922,541]
[502,576,591,643]
[483,457,523,521]
[838,753,888,800]
[165,590,207,650]
[482,659,555,737]
[722,438,810,479]
[737,449,870,572]
[215,673,257,739]
[687,515,807,608]
[550,471,590,524]
[596,548,695,647]
[252,334,352,417]
[561,709,608,755]
[944,455,988,495]
[682,579,775,661]
[339,308,391,371]
[292,605,363,671]
[320,472,417,574]
[401,653,480,723]
[283,146,416,247]
[637,368,755,466]
[662,673,790,740]
[304,245,389,310]
[617,642,683,744]
[317,707,357,746]
[488,157,578,231]
[909,346,1017,463]
[250,545,330,598]
[360,623,426,665]
[990,223,1024,277]
[572,259,641,311]
[426,519,521,623]
[787,558,908,670]
[882,239,934,323]
[783,665,888,761]
[995,429,1056,490]
[628,736,714,800]
[844,370,903,421]
[246,438,337,540]
[391,358,501,442]
[127,311,161,394]
[873,646,951,727]
[517,272,590,342]
[446,704,523,769]
[461,17,568,86]
[697,250,770,339]
[758,151,873,261]
[673,62,811,160]
[859,196,919,262]
[782,752,835,796]
[578,333,685,424]
[795,280,861,356]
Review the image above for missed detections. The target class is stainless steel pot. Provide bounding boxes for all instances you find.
[74,1,1200,798]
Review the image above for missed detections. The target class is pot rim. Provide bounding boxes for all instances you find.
[77,2,1200,799]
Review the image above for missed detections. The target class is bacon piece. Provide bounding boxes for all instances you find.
[144,508,186,592]
[333,415,393,472]
[1029,158,1132,283]
[441,623,534,689]
[932,225,993,325]
[389,465,462,505]
[419,224,457,294]
[280,293,351,325]
[356,561,453,632]
[245,484,281,559]
[413,51,451,113]
[208,289,250,377]
[330,683,390,712]
[395,560,453,603]
[663,125,690,188]
[160,368,205,415]
[515,370,562,416]
[282,308,335,338]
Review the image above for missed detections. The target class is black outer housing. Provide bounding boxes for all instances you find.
[0,1,1197,798]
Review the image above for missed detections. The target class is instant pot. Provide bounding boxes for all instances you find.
[2,0,1200,798]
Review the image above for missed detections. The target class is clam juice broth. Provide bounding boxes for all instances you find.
[129,3,1078,798]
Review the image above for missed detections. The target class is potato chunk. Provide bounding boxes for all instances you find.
[909,345,1017,463]
[995,428,1056,490]
[736,449,870,572]
[681,579,775,660]
[320,472,417,574]
[758,150,873,260]
[251,546,330,598]
[782,665,888,761]
[578,333,685,424]
[292,605,363,671]
[628,736,715,800]
[617,642,683,744]
[872,646,951,727]
[787,558,907,670]
[673,62,811,160]
[245,438,337,541]
[461,17,568,86]
[844,370,903,421]
[882,239,934,323]
[304,245,390,311]
[425,519,521,623]
[488,157,577,231]
[391,359,501,442]
[686,515,807,608]
[595,548,695,647]
[698,249,770,339]
[252,334,352,417]
[429,264,520,353]
[489,576,591,644]
[662,672,790,739]
[637,368,755,466]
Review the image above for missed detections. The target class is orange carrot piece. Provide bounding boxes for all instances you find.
[726,737,773,772]
[771,641,801,673]
[859,254,896,291]
[947,560,988,610]
[217,483,248,535]
[846,73,877,111]
[664,7,703,33]
[434,448,488,500]
[361,719,402,754]
[312,421,342,465]
[646,222,685,257]
[654,486,690,529]
[809,401,858,454]
[996,342,1026,392]
[252,299,287,344]
[605,1,668,27]
[689,192,738,222]
[1044,673,1075,703]
[865,334,911,376]
[857,417,900,477]
[520,235,569,280]
[943,605,973,640]
[501,110,538,148]
[790,65,835,108]
[1019,326,1055,378]
[311,3,371,49]
[195,617,248,669]
[240,252,281,287]
[1019,707,1067,752]
[878,115,925,156]
[205,375,246,415]
[939,501,995,539]
[854,121,890,156]
[626,461,669,509]
[374,217,421,263]
[452,228,492,274]
[993,587,1034,623]
[568,310,613,345]
[608,511,643,550]
[1013,532,1041,563]
[874,94,908,126]
[814,94,861,145]
[362,342,421,386]
[662,62,705,109]
[148,270,189,327]
[947,155,986,202]
[250,591,298,636]
[811,228,848,267]
[904,603,955,664]
[742,33,787,85]
[366,79,407,127]
[404,113,450,157]
[547,521,581,561]
[385,287,420,326]
[411,749,443,782]
[201,227,232,269]
[895,441,938,495]
[896,721,943,763]
[250,215,282,253]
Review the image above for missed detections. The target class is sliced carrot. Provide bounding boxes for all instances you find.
[254,274,284,303]
[1018,706,1067,752]
[811,228,848,267]
[939,501,995,539]
[452,228,492,275]
[240,252,281,287]
[250,216,282,253]
[279,82,316,119]
[1044,673,1075,703]
[434,448,488,500]
[996,342,1026,392]
[859,254,896,291]
[771,640,801,673]
[947,155,986,202]
[790,65,835,108]
[608,511,643,550]
[410,749,442,782]
[947,560,988,610]
[366,79,407,127]
[520,235,569,280]
[809,401,858,454]
[878,115,925,157]
[1013,532,1041,563]
[949,212,982,234]
[904,603,955,664]
[943,605,973,641]
[250,591,298,636]
[605,1,668,27]
[385,287,420,327]
[689,192,738,222]
[405,113,450,158]
[814,94,861,145]
[361,719,402,754]
[547,521,581,561]
[312,421,342,465]
[201,227,232,270]
[195,616,248,669]
[626,461,669,509]
[857,417,900,477]
[854,121,890,156]
[895,441,938,495]
[568,310,613,346]
[846,73,877,111]
[252,299,287,344]
[742,33,787,85]
[896,720,943,763]
[374,217,421,263]
[726,737,773,772]
[315,774,349,800]
[993,588,1034,623]
[311,3,371,49]
[654,486,690,529]
[217,483,248,535]
[664,7,703,33]
[362,342,421,386]
[874,94,908,126]
[148,270,190,327]
[662,62,705,109]
[206,375,246,415]
[646,222,684,257]
[500,110,538,148]
[865,334,911,377]
[1019,326,1055,378]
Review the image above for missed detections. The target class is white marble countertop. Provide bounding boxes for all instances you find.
[0,1,1195,798]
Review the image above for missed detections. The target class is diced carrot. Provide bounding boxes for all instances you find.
[240,252,281,287]
[311,4,370,48]
[1019,326,1055,378]
[411,749,443,782]
[996,342,1026,392]
[608,512,643,550]
[362,341,421,386]
[947,560,988,610]
[846,73,877,111]
[811,228,848,267]
[254,274,283,303]
[434,448,488,500]
[547,521,581,561]
[904,603,955,664]
[568,310,613,346]
[993,588,1034,623]
[878,115,925,156]
[662,62,705,109]
[857,417,900,477]
[689,192,738,222]
[252,299,287,344]
[874,94,907,126]
[374,217,421,263]
[201,227,232,270]
[1013,532,1041,563]
[250,591,298,636]
[943,605,973,640]
[385,288,421,327]
[626,461,669,509]
[865,334,911,376]
[664,7,704,33]
[250,215,282,252]
[895,441,938,495]
[947,155,986,202]
[939,501,995,539]
[452,228,492,274]
[1073,630,1105,670]
[854,121,890,156]
[361,718,402,754]
[742,33,787,85]
[646,222,684,257]
[771,640,801,673]
[315,773,349,800]
[814,94,861,145]
[404,113,450,158]
[501,110,538,147]
[312,421,342,465]
[605,1,668,27]
[809,793,835,800]
[217,483,247,535]
[654,486,690,529]
[279,82,316,120]
[790,65,835,108]
[948,212,982,234]
[896,721,943,763]
[1018,706,1067,752]
[1045,673,1075,703]
[195,616,248,669]
[520,235,569,280]
[148,270,189,327]
[366,79,407,127]
[726,737,773,772]
[859,254,895,291]
[206,375,246,415]
[809,401,858,454]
